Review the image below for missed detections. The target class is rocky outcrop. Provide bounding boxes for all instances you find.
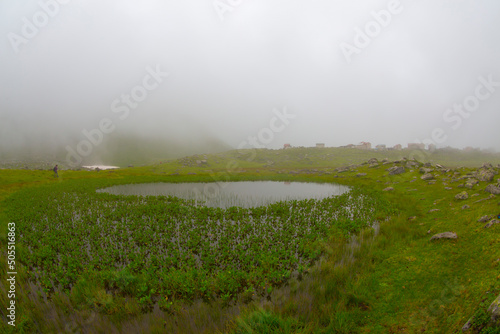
[455,191,469,200]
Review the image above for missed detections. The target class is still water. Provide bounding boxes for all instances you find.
[98,181,350,208]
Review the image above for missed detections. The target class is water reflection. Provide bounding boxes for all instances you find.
[98,181,350,209]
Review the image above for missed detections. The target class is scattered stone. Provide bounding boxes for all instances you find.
[419,167,434,174]
[388,166,405,175]
[408,216,417,220]
[428,181,436,185]
[445,187,453,190]
[488,293,500,326]
[472,193,480,197]
[476,167,497,182]
[430,232,457,240]
[484,219,500,229]
[462,318,473,332]
[465,179,479,189]
[367,158,378,164]
[383,187,394,191]
[369,163,379,168]
[356,173,367,177]
[424,162,432,167]
[421,173,434,181]
[428,209,440,213]
[455,191,469,200]
[461,205,470,210]
[478,215,493,223]
[436,164,444,169]
[485,184,500,195]
[406,161,420,168]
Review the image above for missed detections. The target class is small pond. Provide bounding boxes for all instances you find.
[97,181,350,208]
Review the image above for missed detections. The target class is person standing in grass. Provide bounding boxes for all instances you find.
[53,164,58,177]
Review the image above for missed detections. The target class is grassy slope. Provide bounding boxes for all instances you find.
[1,148,499,333]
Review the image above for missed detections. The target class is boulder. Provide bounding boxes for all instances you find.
[367,158,378,164]
[388,166,405,175]
[369,163,379,168]
[430,232,457,240]
[421,173,434,180]
[476,168,497,182]
[455,191,469,200]
[485,184,500,195]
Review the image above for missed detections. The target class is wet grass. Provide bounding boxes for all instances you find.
[1,148,500,333]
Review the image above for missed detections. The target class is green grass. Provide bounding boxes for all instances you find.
[1,148,500,333]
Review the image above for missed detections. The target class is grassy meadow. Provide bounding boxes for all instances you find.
[1,147,500,333]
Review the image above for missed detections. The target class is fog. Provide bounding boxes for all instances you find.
[1,0,500,165]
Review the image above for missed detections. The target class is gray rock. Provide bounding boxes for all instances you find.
[430,232,457,240]
[488,293,500,325]
[476,168,496,182]
[478,215,493,223]
[356,173,367,177]
[485,184,500,195]
[421,173,434,180]
[388,166,405,175]
[461,317,473,332]
[484,219,500,229]
[445,187,453,190]
[465,179,479,189]
[429,209,440,213]
[367,158,378,164]
[383,187,394,191]
[369,163,379,168]
[419,167,434,174]
[455,191,469,200]
[461,205,470,210]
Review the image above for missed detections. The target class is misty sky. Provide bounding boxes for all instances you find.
[1,0,500,156]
